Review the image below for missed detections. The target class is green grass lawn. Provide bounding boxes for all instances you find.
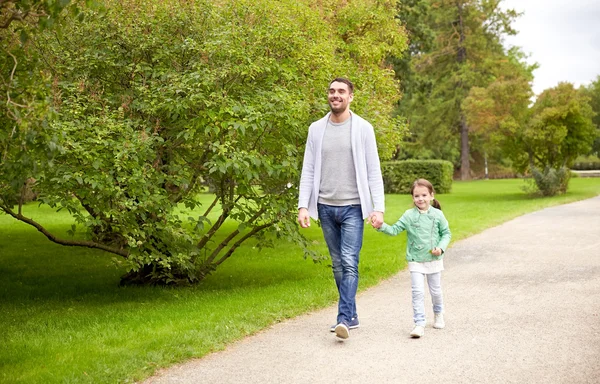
[2,178,600,383]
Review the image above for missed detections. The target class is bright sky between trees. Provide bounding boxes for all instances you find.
[501,0,600,95]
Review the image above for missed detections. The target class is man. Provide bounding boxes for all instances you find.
[297,77,385,340]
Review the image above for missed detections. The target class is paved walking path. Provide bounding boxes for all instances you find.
[145,196,600,384]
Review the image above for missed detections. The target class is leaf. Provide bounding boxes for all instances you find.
[19,30,29,44]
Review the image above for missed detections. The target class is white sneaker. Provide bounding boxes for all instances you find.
[334,323,349,339]
[410,325,425,338]
[433,313,445,329]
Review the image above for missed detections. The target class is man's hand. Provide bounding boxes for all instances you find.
[369,211,384,229]
[297,208,311,228]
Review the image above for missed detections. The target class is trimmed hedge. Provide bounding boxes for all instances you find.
[571,161,600,170]
[382,160,453,194]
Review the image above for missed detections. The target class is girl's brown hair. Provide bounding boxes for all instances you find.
[410,178,442,210]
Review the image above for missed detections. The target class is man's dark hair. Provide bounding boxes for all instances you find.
[329,77,354,93]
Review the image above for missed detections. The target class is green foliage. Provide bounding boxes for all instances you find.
[462,48,536,167]
[519,83,596,173]
[382,159,453,194]
[580,75,600,156]
[0,0,408,285]
[583,76,600,128]
[391,0,435,99]
[0,0,88,30]
[526,166,571,197]
[324,0,409,158]
[572,155,600,170]
[393,0,529,179]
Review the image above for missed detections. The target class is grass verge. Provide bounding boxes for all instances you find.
[1,178,599,383]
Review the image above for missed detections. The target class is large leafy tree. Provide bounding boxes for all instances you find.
[462,48,535,172]
[395,0,524,179]
[520,82,596,171]
[503,82,597,196]
[581,75,600,156]
[0,0,407,285]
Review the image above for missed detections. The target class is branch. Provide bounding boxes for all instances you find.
[0,9,28,29]
[1,123,15,162]
[196,203,229,249]
[205,227,240,265]
[202,194,219,217]
[213,222,273,266]
[0,205,129,257]
[73,193,112,225]
[196,191,243,250]
[205,206,266,265]
[3,49,29,109]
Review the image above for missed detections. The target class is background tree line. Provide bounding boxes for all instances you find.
[1,0,598,285]
[393,0,598,182]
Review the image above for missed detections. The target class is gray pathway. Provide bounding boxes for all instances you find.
[145,196,600,384]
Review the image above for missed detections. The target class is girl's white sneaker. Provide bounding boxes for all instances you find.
[410,325,425,338]
[433,313,445,329]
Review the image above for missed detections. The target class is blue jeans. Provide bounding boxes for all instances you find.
[317,203,364,325]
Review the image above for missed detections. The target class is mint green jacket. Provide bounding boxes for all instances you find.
[378,206,451,262]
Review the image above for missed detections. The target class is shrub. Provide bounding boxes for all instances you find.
[571,155,600,170]
[527,166,571,196]
[0,0,408,286]
[571,160,600,170]
[382,160,453,194]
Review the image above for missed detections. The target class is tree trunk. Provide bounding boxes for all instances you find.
[460,113,471,180]
[456,1,470,180]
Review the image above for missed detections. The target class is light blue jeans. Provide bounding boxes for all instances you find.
[410,271,443,326]
[317,203,364,325]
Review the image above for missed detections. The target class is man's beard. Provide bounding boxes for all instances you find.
[329,101,345,114]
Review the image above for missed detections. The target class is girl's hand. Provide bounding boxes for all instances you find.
[431,247,442,256]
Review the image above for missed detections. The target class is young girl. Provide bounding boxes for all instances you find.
[375,178,451,338]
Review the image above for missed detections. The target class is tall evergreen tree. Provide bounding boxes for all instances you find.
[395,0,526,179]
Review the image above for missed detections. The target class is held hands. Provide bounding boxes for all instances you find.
[369,211,384,229]
[297,208,311,228]
[299,209,384,230]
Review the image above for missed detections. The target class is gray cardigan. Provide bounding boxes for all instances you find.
[298,111,385,220]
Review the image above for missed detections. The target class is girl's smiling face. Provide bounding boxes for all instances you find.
[412,185,434,210]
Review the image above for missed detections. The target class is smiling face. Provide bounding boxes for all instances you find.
[412,185,434,211]
[328,81,353,116]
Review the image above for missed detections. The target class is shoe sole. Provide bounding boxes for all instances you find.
[433,324,445,329]
[334,324,349,339]
[329,324,359,333]
[410,326,425,338]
